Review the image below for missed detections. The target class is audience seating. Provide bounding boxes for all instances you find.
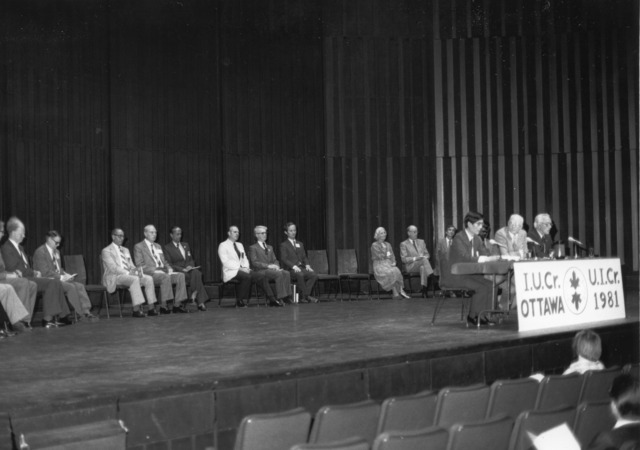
[233,407,311,450]
[64,254,110,318]
[307,250,340,300]
[579,366,621,403]
[434,384,491,428]
[290,436,369,450]
[337,249,374,301]
[20,419,126,450]
[486,377,539,419]
[508,405,575,450]
[446,414,514,450]
[573,401,616,448]
[376,390,438,434]
[534,372,583,410]
[372,426,449,450]
[308,400,380,445]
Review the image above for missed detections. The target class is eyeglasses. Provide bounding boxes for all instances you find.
[113,234,125,238]
[539,222,552,227]
[256,232,267,235]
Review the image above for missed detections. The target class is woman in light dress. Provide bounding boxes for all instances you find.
[371,227,410,299]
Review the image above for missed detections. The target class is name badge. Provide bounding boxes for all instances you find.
[386,251,391,257]
[155,248,163,254]
[295,243,301,248]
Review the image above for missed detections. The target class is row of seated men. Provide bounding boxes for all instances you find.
[0,210,556,336]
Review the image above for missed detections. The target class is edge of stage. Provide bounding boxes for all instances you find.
[1,287,638,450]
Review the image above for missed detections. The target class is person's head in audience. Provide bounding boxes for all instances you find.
[374,227,387,242]
[406,225,418,240]
[284,222,297,241]
[227,226,240,242]
[170,226,182,244]
[45,230,62,251]
[6,217,25,244]
[609,373,640,421]
[573,329,602,362]
[445,225,456,239]
[144,225,158,243]
[507,214,524,234]
[463,211,484,236]
[111,228,125,246]
[254,225,268,243]
[533,213,553,236]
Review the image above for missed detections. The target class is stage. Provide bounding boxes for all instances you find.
[1,289,638,450]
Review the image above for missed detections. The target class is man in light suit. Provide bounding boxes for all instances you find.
[101,228,158,317]
[164,226,208,312]
[449,211,500,326]
[528,213,555,258]
[279,222,318,303]
[0,217,70,328]
[399,225,434,293]
[434,225,457,277]
[494,214,527,257]
[248,225,291,307]
[218,225,265,308]
[0,219,37,329]
[33,230,98,321]
[134,224,188,314]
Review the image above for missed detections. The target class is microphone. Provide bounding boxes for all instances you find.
[568,236,585,247]
[526,237,540,246]
[489,239,506,249]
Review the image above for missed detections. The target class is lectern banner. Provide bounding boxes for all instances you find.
[514,258,626,332]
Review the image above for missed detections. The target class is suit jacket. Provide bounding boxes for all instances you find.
[279,239,310,270]
[588,422,640,450]
[527,229,554,258]
[399,238,430,272]
[434,236,453,276]
[32,244,65,278]
[1,240,35,277]
[101,242,135,293]
[249,242,280,270]
[134,240,169,276]
[218,239,250,282]
[449,230,491,266]
[494,227,527,257]
[163,241,196,270]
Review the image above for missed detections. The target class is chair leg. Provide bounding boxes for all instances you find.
[117,291,124,318]
[431,293,446,325]
[103,291,110,319]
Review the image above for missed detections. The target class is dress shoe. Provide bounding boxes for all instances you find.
[85,313,99,321]
[132,310,146,318]
[147,309,159,317]
[480,315,496,326]
[306,296,319,303]
[11,322,29,333]
[172,305,189,314]
[0,330,6,339]
[159,306,172,315]
[235,299,248,308]
[400,290,410,299]
[54,317,70,326]
[281,296,293,305]
[22,321,33,330]
[466,315,478,327]
[42,319,59,328]
[197,303,207,312]
[268,298,284,307]
[2,326,16,337]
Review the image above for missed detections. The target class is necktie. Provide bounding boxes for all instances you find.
[177,243,186,258]
[447,239,451,248]
[263,243,268,254]
[52,251,61,273]
[19,247,28,266]
[470,240,475,257]
[233,242,242,259]
[412,240,418,252]
[119,246,130,270]
[151,245,163,268]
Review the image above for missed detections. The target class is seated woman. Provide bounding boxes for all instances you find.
[563,329,605,375]
[371,227,409,299]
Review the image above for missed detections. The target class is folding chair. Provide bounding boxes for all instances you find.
[307,250,340,300]
[64,254,110,318]
[337,249,373,301]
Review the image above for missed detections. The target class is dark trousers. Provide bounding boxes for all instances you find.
[289,269,318,298]
[231,270,266,301]
[449,274,494,316]
[27,277,71,318]
[185,268,208,303]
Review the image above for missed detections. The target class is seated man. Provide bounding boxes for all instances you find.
[448,211,500,326]
[0,219,37,328]
[218,226,265,308]
[279,222,318,303]
[164,226,208,312]
[434,225,456,277]
[248,225,291,307]
[134,225,188,314]
[528,213,554,258]
[399,225,434,293]
[33,230,98,321]
[0,217,70,328]
[493,214,525,308]
[102,228,158,317]
[0,284,30,334]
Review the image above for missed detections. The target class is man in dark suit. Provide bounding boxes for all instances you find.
[279,222,318,303]
[434,225,456,277]
[0,217,70,328]
[527,213,554,258]
[248,225,291,307]
[448,211,500,326]
[163,226,208,312]
[134,224,188,314]
[33,230,97,321]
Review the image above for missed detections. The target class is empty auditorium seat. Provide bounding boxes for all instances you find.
[233,407,311,450]
[290,436,369,450]
[508,405,576,450]
[309,400,380,445]
[446,414,514,450]
[573,401,616,448]
[486,377,539,419]
[372,426,449,450]
[534,372,582,410]
[579,367,621,403]
[434,384,491,428]
[376,390,438,434]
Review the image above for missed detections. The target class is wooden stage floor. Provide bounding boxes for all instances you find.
[2,291,638,410]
